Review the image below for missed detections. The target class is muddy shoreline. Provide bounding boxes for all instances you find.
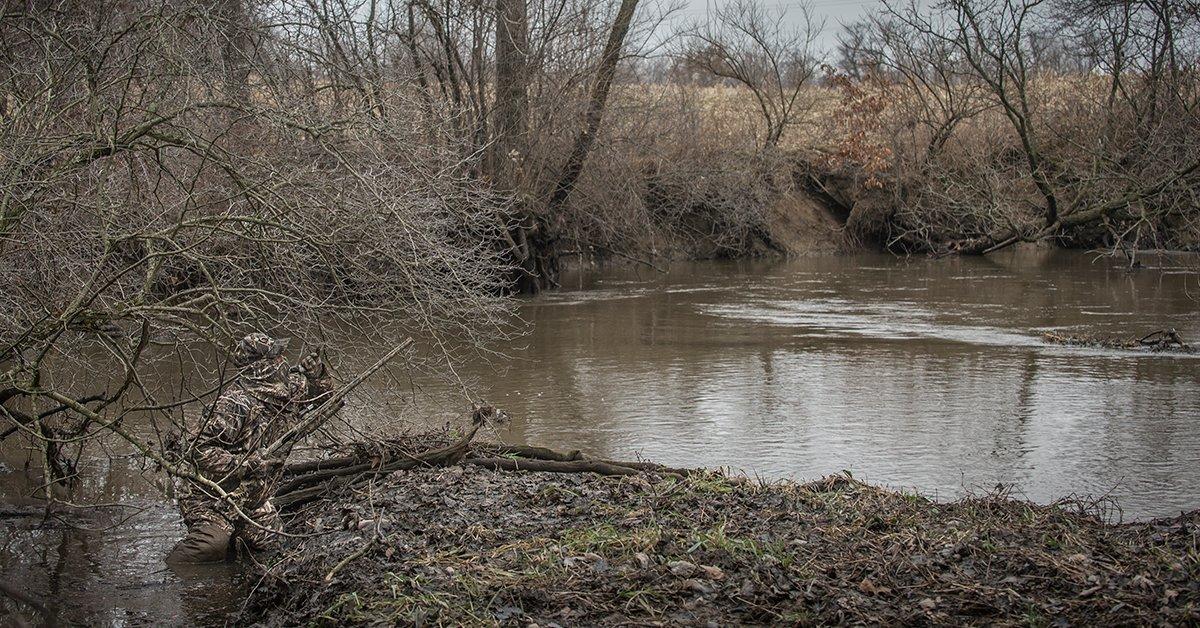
[3,439,1198,626]
[236,439,1198,626]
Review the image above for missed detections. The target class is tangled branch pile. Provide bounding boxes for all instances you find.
[244,438,1199,626]
[271,416,695,512]
[0,1,516,499]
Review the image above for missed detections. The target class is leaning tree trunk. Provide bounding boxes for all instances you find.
[545,0,640,216]
[502,0,640,294]
[938,155,1200,257]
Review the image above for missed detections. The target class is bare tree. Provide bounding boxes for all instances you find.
[499,0,654,292]
[681,0,825,149]
[0,0,516,501]
[865,0,1200,255]
[842,10,992,162]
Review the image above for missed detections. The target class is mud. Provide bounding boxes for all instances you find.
[241,445,1199,626]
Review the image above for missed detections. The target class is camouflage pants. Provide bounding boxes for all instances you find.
[178,481,282,553]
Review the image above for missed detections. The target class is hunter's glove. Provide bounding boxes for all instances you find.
[298,351,325,379]
[239,451,283,478]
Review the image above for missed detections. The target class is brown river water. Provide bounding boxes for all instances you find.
[2,249,1199,625]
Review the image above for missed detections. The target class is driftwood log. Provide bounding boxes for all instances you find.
[1042,328,1193,353]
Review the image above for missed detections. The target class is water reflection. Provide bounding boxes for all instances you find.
[0,459,242,626]
[441,250,1200,520]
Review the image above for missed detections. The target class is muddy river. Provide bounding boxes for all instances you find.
[3,249,1199,624]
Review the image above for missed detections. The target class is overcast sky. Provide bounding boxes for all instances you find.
[657,0,884,53]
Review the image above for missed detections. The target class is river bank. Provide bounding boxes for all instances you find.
[241,441,1198,626]
[3,253,1199,625]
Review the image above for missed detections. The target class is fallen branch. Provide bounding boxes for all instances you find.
[274,420,483,510]
[1042,329,1194,353]
[275,420,702,510]
[282,455,361,476]
[477,443,697,476]
[1138,328,1187,348]
[483,443,584,461]
[939,157,1200,257]
[464,456,673,477]
[324,536,378,584]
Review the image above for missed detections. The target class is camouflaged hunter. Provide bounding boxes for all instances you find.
[167,333,332,563]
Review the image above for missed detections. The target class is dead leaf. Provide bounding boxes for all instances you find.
[858,578,890,595]
[668,560,697,577]
[700,565,725,581]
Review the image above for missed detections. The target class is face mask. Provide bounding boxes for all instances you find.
[244,356,289,386]
[268,360,290,385]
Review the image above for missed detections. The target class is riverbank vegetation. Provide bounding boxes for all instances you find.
[241,429,1199,625]
[829,0,1200,259]
[1,0,1198,622]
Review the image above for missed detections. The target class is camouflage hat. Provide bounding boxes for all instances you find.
[233,333,289,367]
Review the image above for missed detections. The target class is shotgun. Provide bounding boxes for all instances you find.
[263,337,414,459]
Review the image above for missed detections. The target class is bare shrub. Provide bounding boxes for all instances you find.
[678,0,825,149]
[840,0,1200,255]
[0,0,516,497]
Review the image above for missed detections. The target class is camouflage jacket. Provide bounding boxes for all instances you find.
[191,369,332,488]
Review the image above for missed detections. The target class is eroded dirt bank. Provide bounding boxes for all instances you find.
[244,448,1198,626]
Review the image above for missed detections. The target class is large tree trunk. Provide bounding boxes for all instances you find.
[492,0,547,294]
[504,0,643,295]
[492,0,528,184]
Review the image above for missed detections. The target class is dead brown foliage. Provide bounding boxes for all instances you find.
[243,439,1199,626]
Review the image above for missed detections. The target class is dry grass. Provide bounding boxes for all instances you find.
[608,83,843,151]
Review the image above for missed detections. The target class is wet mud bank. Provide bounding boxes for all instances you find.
[244,440,1199,626]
